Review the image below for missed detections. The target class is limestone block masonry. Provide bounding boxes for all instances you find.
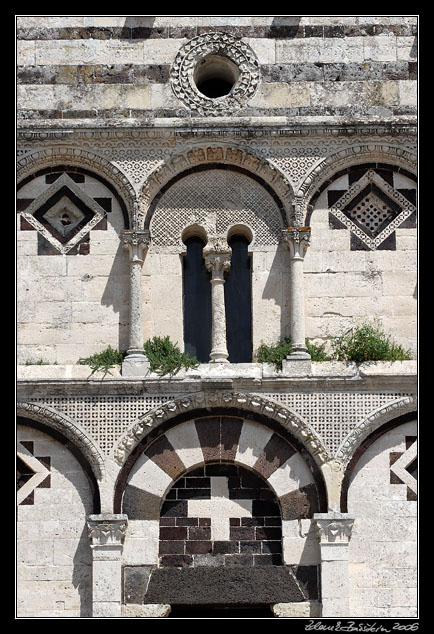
[17,15,417,620]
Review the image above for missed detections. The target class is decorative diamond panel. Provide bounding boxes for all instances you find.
[19,173,107,254]
[348,192,394,235]
[328,169,416,250]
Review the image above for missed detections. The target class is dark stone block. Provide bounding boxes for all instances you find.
[159,541,185,555]
[160,499,188,517]
[138,565,307,605]
[159,526,187,541]
[240,541,261,554]
[186,541,212,554]
[213,541,240,554]
[293,565,319,600]
[178,488,211,500]
[124,566,153,604]
[230,526,255,541]
[176,517,198,527]
[225,555,254,566]
[255,527,281,541]
[252,500,280,517]
[188,526,211,541]
[159,555,193,568]
[254,554,282,566]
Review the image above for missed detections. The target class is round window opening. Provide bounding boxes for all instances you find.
[193,54,240,99]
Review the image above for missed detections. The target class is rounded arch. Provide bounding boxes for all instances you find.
[17,401,105,485]
[112,391,329,469]
[340,409,417,512]
[296,143,417,225]
[16,147,137,229]
[114,413,328,518]
[138,145,295,228]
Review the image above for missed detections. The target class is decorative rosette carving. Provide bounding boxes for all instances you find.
[170,32,260,116]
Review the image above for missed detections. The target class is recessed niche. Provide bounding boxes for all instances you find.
[193,54,240,98]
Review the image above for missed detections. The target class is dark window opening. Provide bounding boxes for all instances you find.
[183,236,212,363]
[196,78,234,98]
[225,235,252,363]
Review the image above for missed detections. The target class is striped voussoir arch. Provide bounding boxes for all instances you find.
[121,416,319,521]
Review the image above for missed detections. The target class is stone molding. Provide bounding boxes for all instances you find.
[297,143,417,223]
[17,400,105,479]
[335,395,417,465]
[140,144,295,227]
[16,146,137,229]
[170,32,260,116]
[112,390,329,468]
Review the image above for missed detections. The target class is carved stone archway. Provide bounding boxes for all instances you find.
[112,391,329,469]
[138,145,295,229]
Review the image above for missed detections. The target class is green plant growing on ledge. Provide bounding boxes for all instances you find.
[305,338,333,362]
[24,359,52,366]
[78,346,126,375]
[143,336,199,377]
[331,319,412,363]
[255,337,293,370]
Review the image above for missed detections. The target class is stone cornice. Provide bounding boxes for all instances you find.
[16,118,417,142]
[16,362,417,398]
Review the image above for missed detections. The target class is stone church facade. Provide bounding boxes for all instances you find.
[16,16,417,618]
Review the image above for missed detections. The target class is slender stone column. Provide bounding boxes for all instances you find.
[121,230,150,375]
[87,514,128,618]
[203,241,232,363]
[282,227,311,359]
[313,512,355,617]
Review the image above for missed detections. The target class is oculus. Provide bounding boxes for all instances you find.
[170,32,260,116]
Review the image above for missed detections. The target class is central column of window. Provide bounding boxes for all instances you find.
[203,240,232,363]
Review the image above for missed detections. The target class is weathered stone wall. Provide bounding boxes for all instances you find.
[17,424,93,617]
[17,15,417,122]
[347,420,417,617]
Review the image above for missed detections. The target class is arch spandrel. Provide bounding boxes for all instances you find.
[17,401,105,482]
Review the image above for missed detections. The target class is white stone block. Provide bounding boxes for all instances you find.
[165,421,204,469]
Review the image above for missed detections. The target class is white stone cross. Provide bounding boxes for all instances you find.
[188,476,253,541]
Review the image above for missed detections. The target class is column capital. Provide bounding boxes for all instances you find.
[87,514,128,547]
[312,512,355,544]
[203,239,232,280]
[281,227,311,259]
[121,229,151,262]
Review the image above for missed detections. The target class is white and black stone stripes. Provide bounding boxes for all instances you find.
[121,416,319,522]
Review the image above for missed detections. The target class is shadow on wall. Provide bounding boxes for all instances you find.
[121,16,157,38]
[260,244,292,343]
[101,240,131,353]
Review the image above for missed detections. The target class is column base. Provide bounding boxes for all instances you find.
[122,604,172,618]
[122,351,150,377]
[282,358,312,376]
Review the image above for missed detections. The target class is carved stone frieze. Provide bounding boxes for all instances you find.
[112,391,329,467]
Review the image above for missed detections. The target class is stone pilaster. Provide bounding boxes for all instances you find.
[204,240,232,363]
[88,514,128,618]
[121,230,150,376]
[313,512,355,618]
[281,227,311,360]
